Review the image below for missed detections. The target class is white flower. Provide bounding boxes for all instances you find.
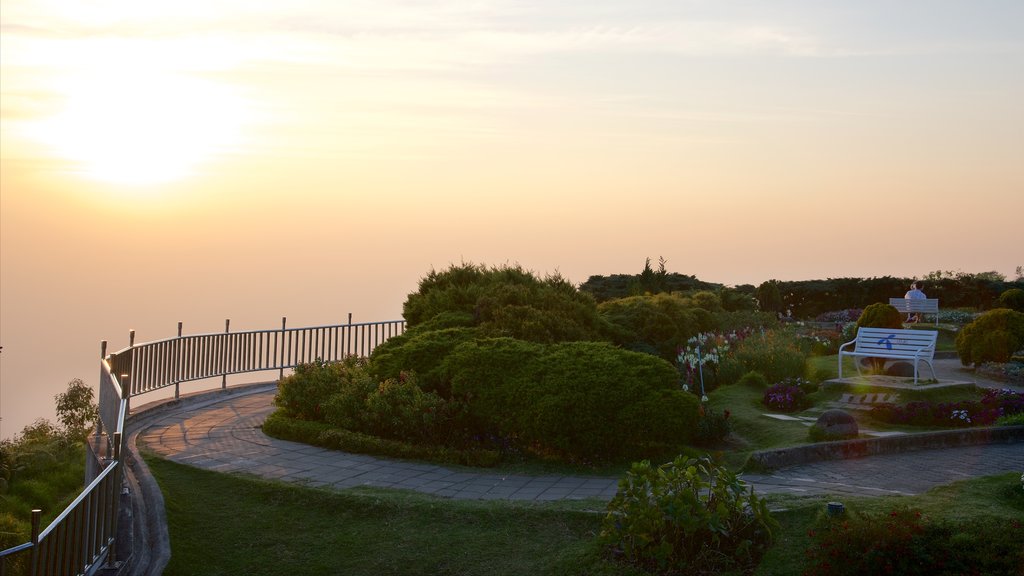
[701,395,709,402]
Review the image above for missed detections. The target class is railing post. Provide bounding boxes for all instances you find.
[279,317,286,380]
[222,319,230,390]
[29,509,40,574]
[121,374,130,418]
[175,322,183,400]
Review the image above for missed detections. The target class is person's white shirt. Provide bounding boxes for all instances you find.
[905,288,926,299]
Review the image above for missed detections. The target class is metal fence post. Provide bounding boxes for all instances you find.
[222,319,229,390]
[175,322,183,400]
[279,317,286,380]
[29,509,40,575]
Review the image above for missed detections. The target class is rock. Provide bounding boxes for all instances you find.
[810,409,858,441]
[886,362,915,377]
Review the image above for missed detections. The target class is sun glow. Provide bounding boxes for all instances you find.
[29,69,247,185]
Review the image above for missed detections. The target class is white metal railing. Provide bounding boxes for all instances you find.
[1,316,404,576]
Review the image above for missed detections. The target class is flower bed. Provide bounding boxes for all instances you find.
[763,378,816,412]
[869,389,1024,427]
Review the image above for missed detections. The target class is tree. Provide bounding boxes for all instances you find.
[55,379,98,442]
[755,281,783,314]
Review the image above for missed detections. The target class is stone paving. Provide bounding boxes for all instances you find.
[136,363,1024,502]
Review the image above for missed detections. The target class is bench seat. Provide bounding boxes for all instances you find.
[889,297,939,326]
[838,327,938,384]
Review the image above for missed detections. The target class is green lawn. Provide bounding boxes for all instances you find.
[145,455,1024,576]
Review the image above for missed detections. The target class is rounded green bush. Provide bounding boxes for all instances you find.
[956,308,1024,366]
[274,358,356,421]
[856,303,904,330]
[447,339,698,461]
[600,455,777,575]
[737,370,769,388]
[997,288,1024,312]
[597,293,716,361]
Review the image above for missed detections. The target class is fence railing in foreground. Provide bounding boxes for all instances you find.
[0,316,404,576]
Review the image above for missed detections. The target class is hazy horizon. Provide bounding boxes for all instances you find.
[2,0,1022,437]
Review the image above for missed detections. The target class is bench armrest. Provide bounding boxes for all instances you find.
[838,339,857,353]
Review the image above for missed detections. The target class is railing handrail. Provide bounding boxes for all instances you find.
[1,316,405,575]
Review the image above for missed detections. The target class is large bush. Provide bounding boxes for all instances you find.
[274,358,358,421]
[447,339,698,461]
[803,507,1024,576]
[597,293,716,360]
[998,288,1024,312]
[402,263,610,343]
[956,308,1024,366]
[855,302,904,330]
[600,455,777,575]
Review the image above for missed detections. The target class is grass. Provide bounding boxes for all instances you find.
[144,454,1024,576]
[146,456,628,576]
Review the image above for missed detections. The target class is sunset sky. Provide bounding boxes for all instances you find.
[1,0,1022,435]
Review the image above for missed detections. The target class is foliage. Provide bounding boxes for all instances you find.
[401,263,610,344]
[0,416,88,567]
[855,303,904,330]
[996,412,1024,426]
[694,405,732,445]
[737,371,769,388]
[997,288,1024,312]
[756,280,783,313]
[600,455,777,575]
[937,309,975,325]
[717,330,807,385]
[955,308,1024,366]
[54,378,98,442]
[579,268,721,303]
[802,507,1024,576]
[868,389,1024,427]
[597,293,716,361]
[447,339,699,462]
[795,328,842,356]
[763,380,812,413]
[368,326,478,395]
[262,411,500,468]
[274,358,360,421]
[977,361,1024,384]
[814,308,863,323]
[675,329,751,392]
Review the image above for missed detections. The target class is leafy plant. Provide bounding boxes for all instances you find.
[956,308,1024,366]
[998,288,1024,312]
[763,380,812,413]
[717,330,806,385]
[856,303,904,330]
[600,455,777,575]
[803,507,1024,576]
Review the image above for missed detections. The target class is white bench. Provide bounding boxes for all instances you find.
[838,327,938,384]
[889,297,939,326]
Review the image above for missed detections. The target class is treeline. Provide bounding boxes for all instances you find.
[580,260,1024,319]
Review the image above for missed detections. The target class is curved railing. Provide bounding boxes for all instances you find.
[0,317,405,575]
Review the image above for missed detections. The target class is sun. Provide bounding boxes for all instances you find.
[32,69,246,185]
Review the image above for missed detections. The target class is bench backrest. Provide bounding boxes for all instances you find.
[853,327,937,355]
[888,297,939,313]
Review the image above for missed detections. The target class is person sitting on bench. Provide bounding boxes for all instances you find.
[904,281,926,323]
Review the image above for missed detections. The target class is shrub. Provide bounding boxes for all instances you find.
[998,288,1024,312]
[274,357,364,421]
[262,410,500,467]
[996,412,1024,425]
[956,308,1024,366]
[763,380,811,412]
[600,455,777,575]
[448,339,699,462]
[676,330,752,392]
[597,293,715,361]
[737,371,769,388]
[803,507,1024,576]
[717,330,806,385]
[401,263,610,343]
[695,405,732,444]
[855,302,904,330]
[368,327,479,395]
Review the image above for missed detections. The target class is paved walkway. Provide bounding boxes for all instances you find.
[137,367,1024,502]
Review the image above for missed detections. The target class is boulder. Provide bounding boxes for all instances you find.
[810,409,858,441]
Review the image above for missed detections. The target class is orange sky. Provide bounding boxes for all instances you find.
[2,0,1022,436]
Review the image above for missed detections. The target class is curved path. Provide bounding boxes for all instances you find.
[136,377,1024,501]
